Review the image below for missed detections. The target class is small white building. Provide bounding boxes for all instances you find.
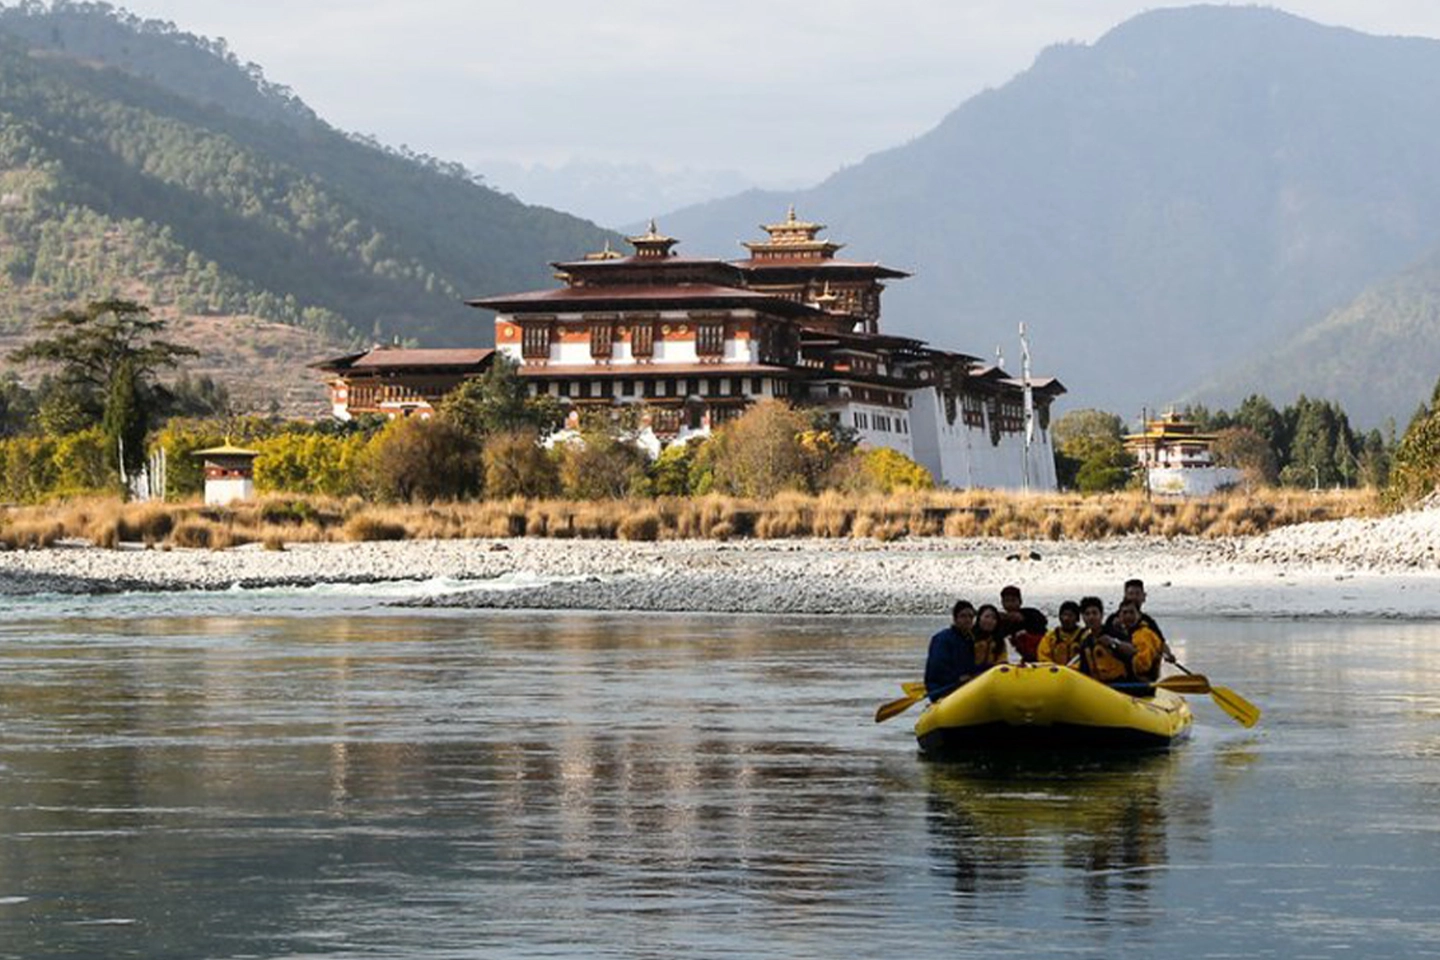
[193,444,259,505]
[1125,412,1241,496]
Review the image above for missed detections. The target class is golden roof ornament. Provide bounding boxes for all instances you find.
[626,218,679,259]
[584,239,623,261]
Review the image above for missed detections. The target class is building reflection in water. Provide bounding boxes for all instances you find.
[921,750,1213,923]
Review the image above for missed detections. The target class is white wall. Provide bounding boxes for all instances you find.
[204,477,254,506]
[1147,466,1242,496]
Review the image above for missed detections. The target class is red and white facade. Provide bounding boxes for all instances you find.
[468,212,1065,489]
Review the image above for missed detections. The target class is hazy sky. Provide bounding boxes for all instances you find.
[108,1,1440,186]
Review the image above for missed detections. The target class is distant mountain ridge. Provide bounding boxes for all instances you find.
[0,2,617,411]
[654,6,1440,424]
[1190,246,1440,427]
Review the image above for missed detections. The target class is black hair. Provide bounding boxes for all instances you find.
[952,599,976,618]
[1000,585,1022,598]
[1079,595,1103,613]
[1059,600,1080,616]
[1124,578,1145,591]
[1118,598,1140,613]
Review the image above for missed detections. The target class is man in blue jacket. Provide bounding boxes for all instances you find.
[926,599,981,701]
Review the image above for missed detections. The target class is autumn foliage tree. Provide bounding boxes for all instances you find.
[362,417,481,503]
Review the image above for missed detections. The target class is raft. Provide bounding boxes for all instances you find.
[915,662,1193,754]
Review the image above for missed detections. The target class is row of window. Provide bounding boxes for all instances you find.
[527,319,730,361]
[853,411,909,434]
[540,377,781,400]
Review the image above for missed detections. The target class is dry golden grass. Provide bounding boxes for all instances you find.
[0,487,1382,549]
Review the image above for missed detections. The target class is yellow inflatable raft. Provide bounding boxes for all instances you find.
[915,662,1193,754]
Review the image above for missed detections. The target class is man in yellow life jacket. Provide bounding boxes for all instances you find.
[1114,598,1163,681]
[1038,600,1085,666]
[1078,596,1156,684]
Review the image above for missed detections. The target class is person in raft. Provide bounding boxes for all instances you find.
[925,600,981,701]
[1104,578,1176,679]
[973,603,1010,669]
[1079,597,1162,683]
[1037,600,1086,666]
[998,585,1047,663]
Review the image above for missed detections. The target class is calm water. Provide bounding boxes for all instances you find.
[1,588,1439,959]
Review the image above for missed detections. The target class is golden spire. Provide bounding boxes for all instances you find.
[626,219,679,259]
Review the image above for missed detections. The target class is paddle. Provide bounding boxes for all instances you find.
[874,691,924,723]
[876,679,962,723]
[1173,662,1261,728]
[1152,675,1212,694]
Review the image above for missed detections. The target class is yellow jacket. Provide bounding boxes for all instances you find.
[974,632,1008,667]
[1080,625,1163,682]
[1129,624,1163,680]
[1038,625,1085,666]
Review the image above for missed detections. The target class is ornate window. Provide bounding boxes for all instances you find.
[587,315,615,359]
[962,392,985,428]
[631,317,656,358]
[520,318,553,360]
[695,320,725,357]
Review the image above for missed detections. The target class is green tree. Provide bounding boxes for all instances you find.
[10,299,197,436]
[0,374,37,439]
[1386,408,1440,504]
[650,438,705,496]
[439,355,563,440]
[1233,394,1287,467]
[1051,409,1131,491]
[101,358,147,481]
[1279,395,1358,488]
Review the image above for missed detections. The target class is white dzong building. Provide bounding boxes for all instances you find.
[466,211,1064,489]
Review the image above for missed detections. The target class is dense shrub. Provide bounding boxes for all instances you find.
[362,418,481,503]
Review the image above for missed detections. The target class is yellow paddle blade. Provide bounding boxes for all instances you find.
[901,681,927,698]
[1210,685,1262,728]
[875,692,923,723]
[1155,675,1212,694]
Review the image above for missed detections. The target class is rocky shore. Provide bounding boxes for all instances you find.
[3,504,1440,618]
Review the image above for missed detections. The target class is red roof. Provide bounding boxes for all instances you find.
[469,284,822,318]
[732,258,910,279]
[310,347,494,373]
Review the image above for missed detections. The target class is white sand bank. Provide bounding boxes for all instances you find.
[4,502,1440,618]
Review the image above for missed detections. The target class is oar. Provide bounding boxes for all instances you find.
[1153,675,1212,694]
[874,690,924,723]
[876,679,960,723]
[1173,662,1261,728]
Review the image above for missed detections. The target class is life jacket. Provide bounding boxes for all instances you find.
[1038,625,1085,666]
[1128,624,1164,681]
[1078,628,1133,682]
[973,630,1008,666]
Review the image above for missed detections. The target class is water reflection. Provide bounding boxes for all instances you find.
[923,751,1207,924]
[3,610,1438,958]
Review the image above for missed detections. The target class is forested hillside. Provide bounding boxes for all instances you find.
[1191,246,1440,428]
[654,6,1440,424]
[0,2,616,411]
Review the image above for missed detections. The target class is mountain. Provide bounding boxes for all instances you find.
[0,3,616,412]
[1189,244,1440,428]
[652,6,1440,423]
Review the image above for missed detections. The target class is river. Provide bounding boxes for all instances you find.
[1,587,1438,958]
